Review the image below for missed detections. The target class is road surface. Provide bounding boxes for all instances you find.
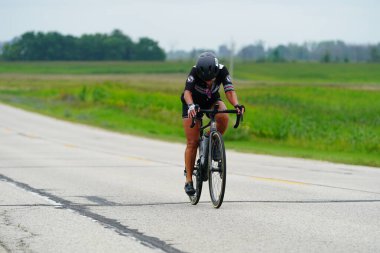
[0,103,379,253]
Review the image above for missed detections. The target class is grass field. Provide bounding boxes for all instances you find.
[2,61,380,83]
[0,61,379,167]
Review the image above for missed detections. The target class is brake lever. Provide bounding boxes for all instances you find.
[190,117,196,128]
[233,112,241,128]
[189,105,199,128]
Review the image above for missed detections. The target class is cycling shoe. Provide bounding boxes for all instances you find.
[184,182,195,196]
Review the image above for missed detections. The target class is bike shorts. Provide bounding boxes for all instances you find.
[181,96,222,119]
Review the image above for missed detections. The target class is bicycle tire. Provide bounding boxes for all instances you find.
[208,131,226,208]
[189,160,203,205]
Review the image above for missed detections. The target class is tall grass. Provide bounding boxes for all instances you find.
[0,62,379,167]
[235,62,380,84]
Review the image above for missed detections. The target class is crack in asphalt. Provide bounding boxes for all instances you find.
[0,211,12,253]
[0,174,184,253]
[0,209,37,253]
[0,240,11,253]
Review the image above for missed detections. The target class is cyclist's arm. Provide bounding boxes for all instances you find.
[225,90,239,107]
[220,66,239,107]
[183,90,194,106]
[184,90,198,118]
[226,91,245,114]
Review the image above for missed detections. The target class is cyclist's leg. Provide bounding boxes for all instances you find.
[183,118,200,183]
[212,100,229,135]
[182,101,201,185]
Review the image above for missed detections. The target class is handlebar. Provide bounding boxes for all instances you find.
[190,104,243,129]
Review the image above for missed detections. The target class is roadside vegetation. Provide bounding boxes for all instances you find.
[0,62,379,167]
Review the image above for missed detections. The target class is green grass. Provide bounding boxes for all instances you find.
[2,61,380,84]
[0,61,191,75]
[0,61,379,167]
[0,61,191,74]
[235,62,380,84]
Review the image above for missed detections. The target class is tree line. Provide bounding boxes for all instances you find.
[0,30,166,61]
[1,30,379,63]
[234,41,380,63]
[168,41,380,63]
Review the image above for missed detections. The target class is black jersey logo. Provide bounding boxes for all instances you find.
[226,75,232,83]
[187,75,194,83]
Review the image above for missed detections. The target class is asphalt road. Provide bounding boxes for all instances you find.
[0,103,379,253]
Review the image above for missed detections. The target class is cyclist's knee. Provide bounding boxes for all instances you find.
[186,139,199,150]
[217,102,227,111]
[217,113,229,124]
[216,114,228,134]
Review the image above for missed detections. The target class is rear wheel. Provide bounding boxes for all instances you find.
[208,131,226,208]
[189,159,203,205]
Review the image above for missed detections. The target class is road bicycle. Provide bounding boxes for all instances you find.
[185,104,243,208]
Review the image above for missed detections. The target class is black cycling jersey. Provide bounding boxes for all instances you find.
[180,64,234,113]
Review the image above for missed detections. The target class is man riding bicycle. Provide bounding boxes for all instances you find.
[181,52,245,196]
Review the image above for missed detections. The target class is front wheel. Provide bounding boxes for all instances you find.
[208,131,226,208]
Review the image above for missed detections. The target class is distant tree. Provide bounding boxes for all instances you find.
[267,46,287,62]
[18,32,40,60]
[218,45,231,59]
[237,42,265,61]
[64,35,80,60]
[321,50,331,63]
[1,40,21,60]
[78,33,108,60]
[103,29,134,60]
[1,30,166,61]
[286,43,310,61]
[166,50,191,60]
[132,37,165,61]
[312,41,348,62]
[43,32,72,60]
[370,46,380,62]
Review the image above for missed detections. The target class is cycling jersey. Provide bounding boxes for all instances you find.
[181,64,234,118]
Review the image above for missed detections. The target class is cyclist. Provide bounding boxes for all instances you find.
[181,51,245,196]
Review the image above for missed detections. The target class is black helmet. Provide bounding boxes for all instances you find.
[195,52,220,81]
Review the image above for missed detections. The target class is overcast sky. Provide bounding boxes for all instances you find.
[1,0,379,51]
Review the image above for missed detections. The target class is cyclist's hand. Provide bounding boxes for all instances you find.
[234,104,245,115]
[187,104,198,118]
